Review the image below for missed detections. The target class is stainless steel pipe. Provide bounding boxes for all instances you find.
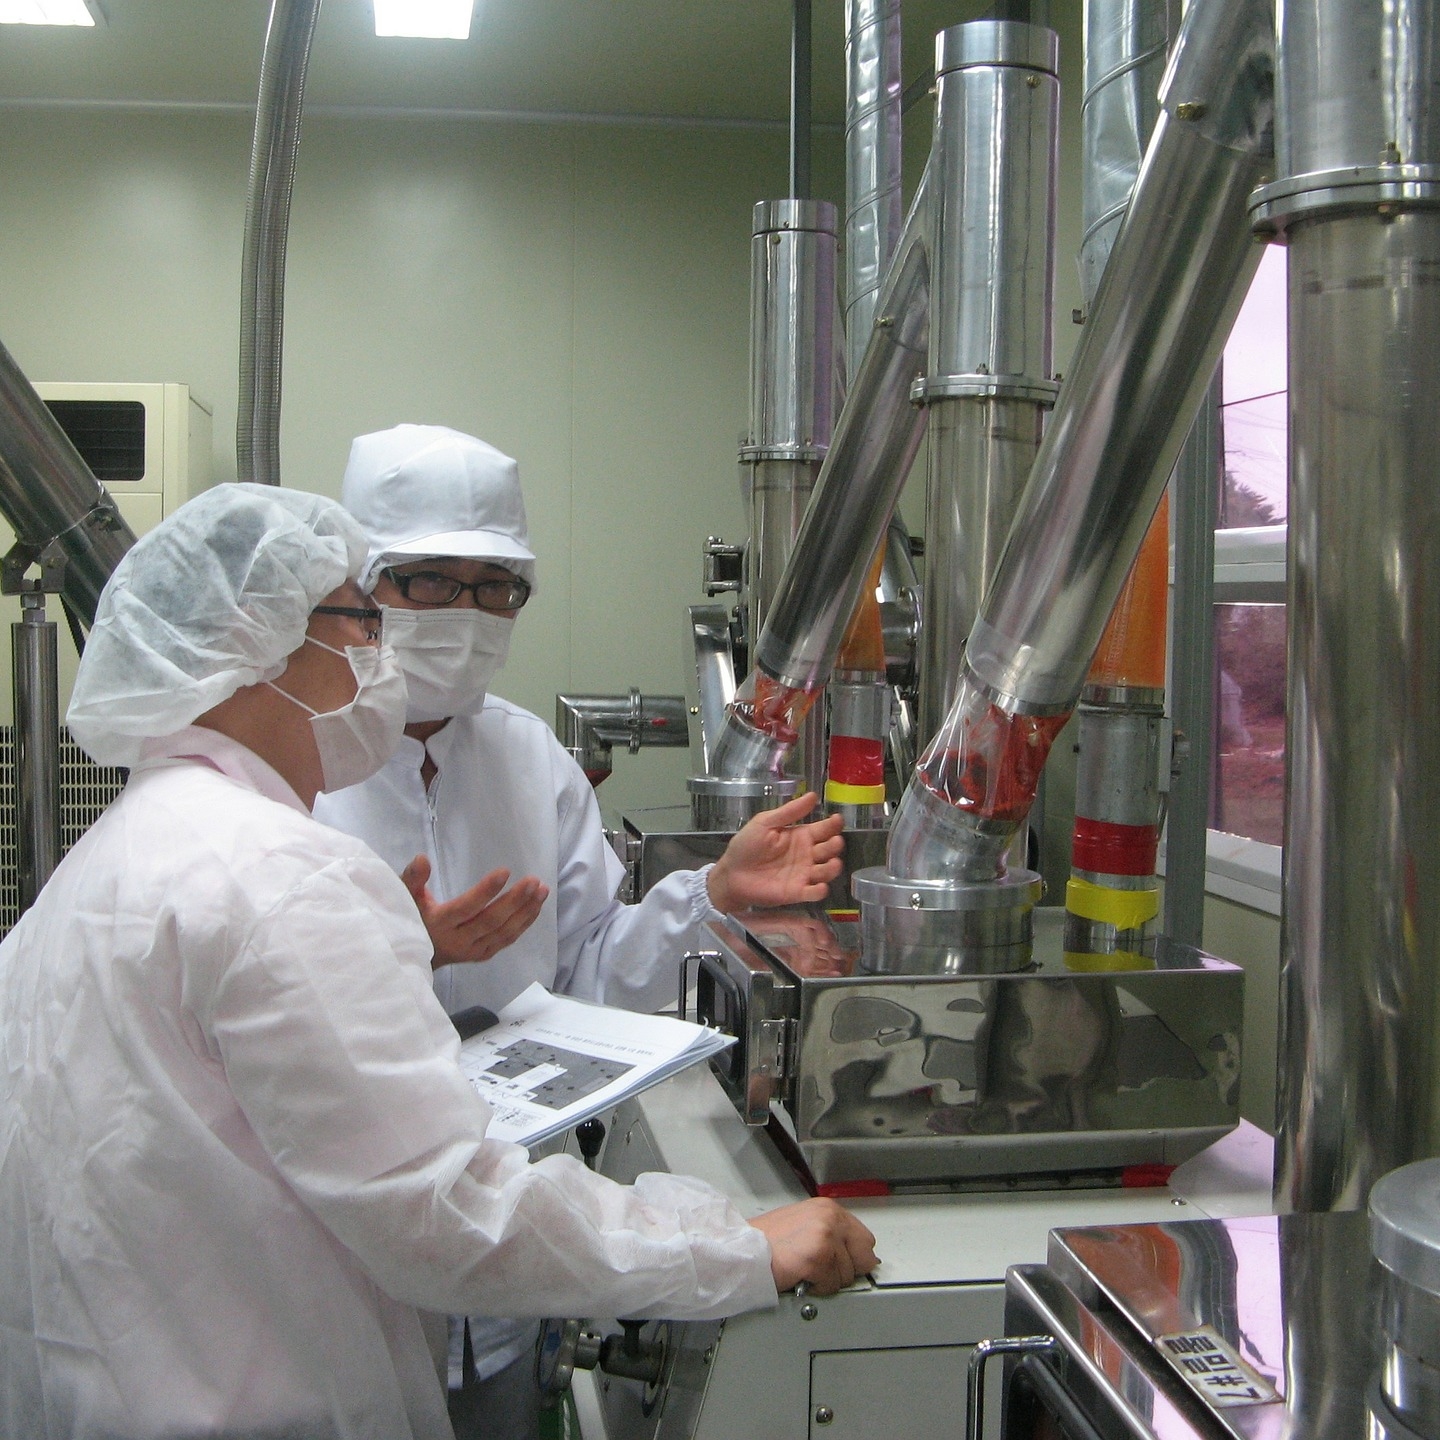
[888,0,1274,882]
[1259,0,1440,1215]
[741,200,840,644]
[844,0,905,379]
[237,0,323,486]
[916,22,1059,748]
[1079,0,1178,304]
[12,594,59,913]
[710,162,932,782]
[0,338,134,627]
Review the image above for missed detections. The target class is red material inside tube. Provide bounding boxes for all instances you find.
[1071,817,1160,877]
[827,734,886,787]
[920,697,1069,824]
[731,670,821,747]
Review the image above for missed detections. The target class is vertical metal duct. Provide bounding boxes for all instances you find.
[1078,0,1178,305]
[12,598,59,911]
[708,164,932,782]
[914,22,1059,749]
[237,0,323,486]
[886,0,1273,883]
[1255,0,1440,1213]
[741,201,840,646]
[0,339,134,626]
[844,0,905,379]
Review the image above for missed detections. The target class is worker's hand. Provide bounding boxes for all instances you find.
[705,791,844,914]
[400,854,549,970]
[751,1198,878,1295]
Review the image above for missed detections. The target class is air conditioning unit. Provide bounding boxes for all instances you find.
[0,382,212,713]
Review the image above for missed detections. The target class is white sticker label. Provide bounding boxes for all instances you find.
[1155,1325,1279,1409]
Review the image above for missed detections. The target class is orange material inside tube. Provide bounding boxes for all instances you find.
[834,549,887,674]
[1089,488,1169,690]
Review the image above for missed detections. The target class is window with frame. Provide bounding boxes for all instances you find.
[1207,244,1287,914]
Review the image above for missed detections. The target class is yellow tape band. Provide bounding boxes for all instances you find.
[824,779,887,805]
[1065,875,1159,929]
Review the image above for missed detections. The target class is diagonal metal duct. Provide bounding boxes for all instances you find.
[886,0,1274,883]
[0,339,134,627]
[237,0,323,486]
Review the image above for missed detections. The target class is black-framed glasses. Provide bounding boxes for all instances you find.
[381,567,531,612]
[312,605,384,643]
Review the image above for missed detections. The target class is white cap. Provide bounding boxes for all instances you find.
[67,484,368,769]
[342,424,537,594]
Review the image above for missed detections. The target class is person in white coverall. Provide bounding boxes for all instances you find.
[313,424,849,1436]
[0,484,876,1440]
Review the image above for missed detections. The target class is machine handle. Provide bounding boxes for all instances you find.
[965,1335,1057,1440]
[1008,1352,1107,1440]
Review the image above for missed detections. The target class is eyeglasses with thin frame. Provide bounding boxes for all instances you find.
[312,605,384,644]
[381,566,531,612]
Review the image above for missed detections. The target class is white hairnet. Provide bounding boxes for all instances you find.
[341,424,537,593]
[67,484,368,768]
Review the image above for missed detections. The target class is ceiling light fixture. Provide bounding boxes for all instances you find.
[0,0,99,23]
[373,0,473,40]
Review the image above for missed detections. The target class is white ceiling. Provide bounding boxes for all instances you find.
[0,0,992,124]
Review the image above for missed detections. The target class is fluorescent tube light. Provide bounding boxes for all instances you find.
[0,0,98,22]
[373,0,472,39]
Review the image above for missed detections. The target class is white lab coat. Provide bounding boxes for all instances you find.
[0,727,774,1440]
[315,696,719,1383]
[314,696,715,1017]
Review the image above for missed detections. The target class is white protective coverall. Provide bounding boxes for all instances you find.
[315,694,712,1019]
[313,698,719,1385]
[0,726,774,1440]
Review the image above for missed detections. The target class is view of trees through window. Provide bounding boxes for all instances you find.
[1210,246,1287,848]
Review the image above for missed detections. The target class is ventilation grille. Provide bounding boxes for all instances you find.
[0,727,127,934]
[42,399,147,482]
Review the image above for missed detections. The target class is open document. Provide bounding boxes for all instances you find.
[456,982,736,1149]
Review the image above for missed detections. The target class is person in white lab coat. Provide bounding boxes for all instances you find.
[314,425,847,1436]
[0,484,876,1440]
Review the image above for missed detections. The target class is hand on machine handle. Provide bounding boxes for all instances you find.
[400,854,549,969]
[749,1198,879,1295]
[706,792,845,915]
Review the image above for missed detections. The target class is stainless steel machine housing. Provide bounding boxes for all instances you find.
[688,906,1242,1186]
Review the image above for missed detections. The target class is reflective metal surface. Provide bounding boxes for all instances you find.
[918,398,1046,747]
[12,597,59,913]
[742,200,839,644]
[553,691,688,786]
[237,0,322,486]
[1252,0,1440,230]
[745,159,931,701]
[963,0,1273,714]
[853,864,1043,975]
[928,22,1057,395]
[1259,0,1440,1219]
[844,0,904,379]
[1274,210,1440,1215]
[0,337,134,626]
[686,774,797,833]
[1001,1211,1391,1440]
[916,22,1057,749]
[693,906,1241,1185]
[685,603,737,774]
[1079,0,1177,304]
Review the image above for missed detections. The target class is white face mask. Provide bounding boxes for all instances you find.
[380,606,514,723]
[269,638,409,793]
